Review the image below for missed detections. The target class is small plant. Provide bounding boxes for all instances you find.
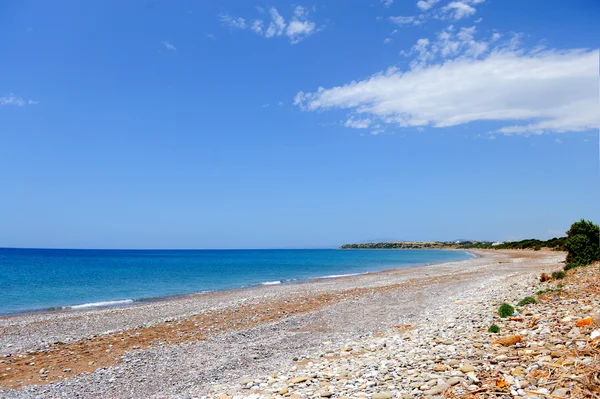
[536,286,564,296]
[517,297,536,306]
[551,271,566,280]
[564,263,579,271]
[498,303,515,318]
[488,324,500,333]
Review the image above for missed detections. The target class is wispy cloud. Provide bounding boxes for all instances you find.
[344,118,372,129]
[294,26,599,136]
[218,6,319,44]
[1,94,38,107]
[161,40,177,51]
[440,0,485,20]
[382,0,394,8]
[393,0,482,29]
[389,16,423,26]
[219,13,248,29]
[416,0,441,11]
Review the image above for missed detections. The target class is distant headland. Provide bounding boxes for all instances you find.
[339,237,567,251]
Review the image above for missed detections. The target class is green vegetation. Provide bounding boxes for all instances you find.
[551,271,566,280]
[339,237,567,251]
[492,237,566,251]
[536,284,564,296]
[487,324,500,333]
[498,303,515,318]
[564,263,579,271]
[339,220,599,262]
[564,219,600,267]
[517,297,536,306]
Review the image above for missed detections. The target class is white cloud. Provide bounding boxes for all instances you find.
[416,0,440,11]
[219,6,318,44]
[1,94,26,106]
[161,40,177,51]
[344,118,372,129]
[389,16,422,26]
[440,0,485,20]
[286,20,316,43]
[294,44,599,135]
[251,20,264,34]
[382,0,394,7]
[383,37,393,44]
[265,8,286,37]
[443,2,476,20]
[218,13,248,29]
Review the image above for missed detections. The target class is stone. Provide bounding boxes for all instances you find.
[552,388,570,397]
[446,377,461,386]
[371,393,392,399]
[319,392,333,397]
[460,364,475,373]
[291,376,310,384]
[567,328,581,339]
[240,378,254,386]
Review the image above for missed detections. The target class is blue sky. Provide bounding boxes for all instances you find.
[1,0,598,249]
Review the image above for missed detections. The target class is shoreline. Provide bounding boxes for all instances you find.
[1,249,566,397]
[0,249,476,318]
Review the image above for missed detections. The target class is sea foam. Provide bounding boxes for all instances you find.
[64,299,134,310]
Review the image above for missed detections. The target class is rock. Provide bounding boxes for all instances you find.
[279,387,289,395]
[319,392,333,397]
[590,330,600,339]
[494,335,522,346]
[423,387,445,395]
[466,372,479,383]
[552,388,570,397]
[240,378,254,386]
[371,393,392,399]
[446,377,461,386]
[291,376,310,384]
[460,364,475,373]
[567,328,581,339]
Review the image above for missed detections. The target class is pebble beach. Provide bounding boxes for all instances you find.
[1,250,598,399]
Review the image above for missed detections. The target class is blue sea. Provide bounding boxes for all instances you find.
[0,248,473,315]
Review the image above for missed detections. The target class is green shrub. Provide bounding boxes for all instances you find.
[488,324,500,333]
[551,271,566,280]
[498,303,515,318]
[565,220,600,266]
[517,297,536,306]
[564,263,579,271]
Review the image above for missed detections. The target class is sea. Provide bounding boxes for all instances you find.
[0,248,474,315]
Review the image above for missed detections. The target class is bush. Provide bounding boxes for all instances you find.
[498,303,515,318]
[517,297,536,306]
[488,324,500,333]
[564,263,579,271]
[551,271,566,280]
[565,220,600,266]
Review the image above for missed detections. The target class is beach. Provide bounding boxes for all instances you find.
[0,249,581,398]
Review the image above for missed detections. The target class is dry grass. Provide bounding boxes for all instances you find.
[445,263,600,398]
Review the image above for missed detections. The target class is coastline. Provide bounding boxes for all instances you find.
[1,249,566,397]
[0,249,475,318]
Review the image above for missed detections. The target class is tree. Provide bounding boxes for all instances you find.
[564,219,600,265]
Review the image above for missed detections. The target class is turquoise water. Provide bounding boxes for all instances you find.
[0,248,473,315]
